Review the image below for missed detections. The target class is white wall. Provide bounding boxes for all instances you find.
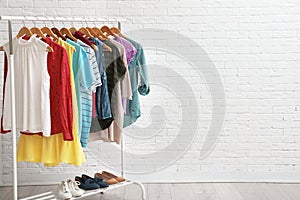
[1,0,300,185]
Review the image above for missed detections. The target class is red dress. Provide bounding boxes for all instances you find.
[43,37,73,141]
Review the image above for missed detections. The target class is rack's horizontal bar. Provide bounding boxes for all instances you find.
[0,16,126,22]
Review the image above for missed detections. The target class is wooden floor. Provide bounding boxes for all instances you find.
[0,183,300,200]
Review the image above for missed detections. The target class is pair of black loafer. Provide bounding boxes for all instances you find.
[75,174,109,190]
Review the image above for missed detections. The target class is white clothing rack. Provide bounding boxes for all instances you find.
[0,15,146,200]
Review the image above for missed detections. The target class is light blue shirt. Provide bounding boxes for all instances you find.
[66,39,95,145]
[76,39,99,147]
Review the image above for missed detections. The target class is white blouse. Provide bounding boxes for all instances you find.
[3,36,51,136]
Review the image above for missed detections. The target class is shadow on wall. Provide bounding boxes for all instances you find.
[87,28,226,174]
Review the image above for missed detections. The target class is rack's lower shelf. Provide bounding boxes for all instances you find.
[19,180,146,200]
[72,180,146,200]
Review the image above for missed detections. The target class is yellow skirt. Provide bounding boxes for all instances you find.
[17,131,85,166]
[17,63,85,166]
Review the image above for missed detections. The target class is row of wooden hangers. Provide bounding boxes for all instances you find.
[0,24,127,52]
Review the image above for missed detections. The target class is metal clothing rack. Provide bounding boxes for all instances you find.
[0,15,146,200]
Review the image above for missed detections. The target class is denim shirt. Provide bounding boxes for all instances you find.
[89,38,112,120]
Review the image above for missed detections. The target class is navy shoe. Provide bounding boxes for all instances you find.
[75,176,100,190]
[94,177,109,188]
[82,174,109,188]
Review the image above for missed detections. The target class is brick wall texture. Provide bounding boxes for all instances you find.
[0,0,300,184]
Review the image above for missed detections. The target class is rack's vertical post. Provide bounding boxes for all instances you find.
[118,21,121,32]
[8,19,18,200]
[118,20,125,178]
[121,132,124,177]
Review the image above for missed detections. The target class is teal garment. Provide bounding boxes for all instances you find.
[66,39,95,140]
[76,40,98,147]
[123,38,150,127]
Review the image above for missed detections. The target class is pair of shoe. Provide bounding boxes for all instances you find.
[94,171,125,185]
[75,174,109,190]
[57,179,84,200]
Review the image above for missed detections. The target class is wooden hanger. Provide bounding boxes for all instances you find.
[86,27,112,52]
[79,27,93,38]
[30,27,54,52]
[30,27,47,39]
[69,27,77,35]
[87,27,104,41]
[46,46,54,52]
[0,27,53,52]
[17,27,33,39]
[60,28,78,41]
[86,27,98,37]
[78,27,98,50]
[111,27,126,39]
[41,27,58,41]
[93,27,109,39]
[100,25,116,37]
[51,27,66,40]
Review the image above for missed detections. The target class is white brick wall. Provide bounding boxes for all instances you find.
[1,0,300,185]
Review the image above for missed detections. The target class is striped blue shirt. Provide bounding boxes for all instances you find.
[77,39,101,147]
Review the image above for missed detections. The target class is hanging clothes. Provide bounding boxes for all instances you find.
[89,38,113,131]
[56,38,80,137]
[73,31,95,49]
[2,37,51,136]
[1,24,150,166]
[15,37,86,166]
[123,37,150,127]
[113,35,137,67]
[66,38,96,143]
[0,22,153,200]
[76,39,100,147]
[17,131,86,166]
[110,39,132,115]
[18,36,73,141]
[92,39,127,131]
[91,38,112,120]
[113,36,137,113]
[43,37,73,140]
[89,39,132,144]
[76,39,101,91]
